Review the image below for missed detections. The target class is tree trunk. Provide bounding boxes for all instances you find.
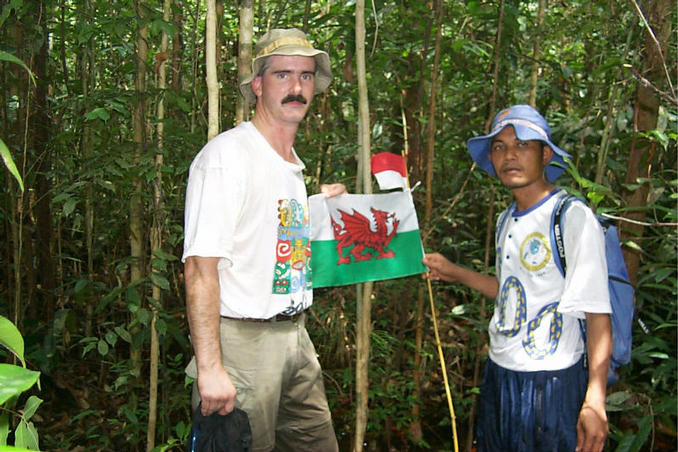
[527,0,545,106]
[206,0,219,140]
[236,0,253,125]
[190,0,202,133]
[354,1,372,450]
[621,0,672,285]
[146,1,172,449]
[80,0,96,338]
[32,0,55,324]
[130,0,148,384]
[171,2,184,92]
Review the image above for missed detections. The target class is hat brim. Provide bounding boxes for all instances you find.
[239,48,332,104]
[467,122,571,182]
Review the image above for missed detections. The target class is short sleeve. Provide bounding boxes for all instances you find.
[182,144,246,263]
[558,201,612,317]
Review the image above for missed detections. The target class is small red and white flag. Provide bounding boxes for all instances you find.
[371,152,408,190]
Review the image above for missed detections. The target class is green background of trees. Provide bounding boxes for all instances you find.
[1,0,676,450]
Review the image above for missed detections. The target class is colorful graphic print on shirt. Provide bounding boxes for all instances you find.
[272,198,312,295]
[496,234,563,360]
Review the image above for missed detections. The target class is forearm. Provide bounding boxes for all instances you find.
[584,313,612,407]
[423,253,498,299]
[185,257,223,373]
[453,265,499,299]
[575,312,611,452]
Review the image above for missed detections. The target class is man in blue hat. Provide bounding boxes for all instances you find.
[423,105,612,452]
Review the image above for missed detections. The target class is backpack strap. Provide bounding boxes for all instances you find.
[550,193,577,277]
[550,192,590,367]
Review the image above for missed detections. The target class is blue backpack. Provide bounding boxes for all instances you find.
[551,194,635,385]
[496,192,635,385]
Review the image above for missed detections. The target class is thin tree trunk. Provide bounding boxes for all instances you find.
[484,0,505,132]
[190,0,201,133]
[32,0,55,324]
[206,0,219,140]
[80,0,96,338]
[595,23,635,185]
[146,1,172,449]
[408,8,434,440]
[171,3,184,92]
[527,0,545,106]
[130,0,148,385]
[236,0,253,125]
[354,1,372,450]
[10,20,28,333]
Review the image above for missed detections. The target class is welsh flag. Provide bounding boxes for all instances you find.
[309,191,427,288]
[371,152,408,190]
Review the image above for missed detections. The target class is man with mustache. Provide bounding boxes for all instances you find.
[182,28,342,451]
[423,105,612,452]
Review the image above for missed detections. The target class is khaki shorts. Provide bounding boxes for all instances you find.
[186,314,338,452]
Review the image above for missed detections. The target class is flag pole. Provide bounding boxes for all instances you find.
[400,104,459,452]
[426,275,459,452]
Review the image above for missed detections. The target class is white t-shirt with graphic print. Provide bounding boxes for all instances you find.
[490,189,611,372]
[182,121,312,319]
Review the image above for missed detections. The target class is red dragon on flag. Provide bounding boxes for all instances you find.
[330,207,400,265]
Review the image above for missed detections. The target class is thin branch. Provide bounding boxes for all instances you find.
[625,64,678,107]
[629,0,676,98]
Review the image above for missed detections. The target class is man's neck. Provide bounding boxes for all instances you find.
[511,181,555,211]
[251,115,299,163]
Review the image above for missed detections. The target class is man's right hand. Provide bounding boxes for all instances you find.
[422,252,458,282]
[198,366,237,416]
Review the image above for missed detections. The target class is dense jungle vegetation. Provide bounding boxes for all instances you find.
[1,0,676,451]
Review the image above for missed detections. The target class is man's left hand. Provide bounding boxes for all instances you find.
[320,183,347,198]
[576,401,608,452]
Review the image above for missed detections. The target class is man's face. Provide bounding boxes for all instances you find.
[252,55,316,125]
[489,125,553,189]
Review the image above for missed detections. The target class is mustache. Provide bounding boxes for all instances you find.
[281,94,308,105]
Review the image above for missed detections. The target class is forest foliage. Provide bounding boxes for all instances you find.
[0,0,676,451]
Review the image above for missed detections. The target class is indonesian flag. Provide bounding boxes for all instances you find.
[309,191,427,288]
[371,152,408,190]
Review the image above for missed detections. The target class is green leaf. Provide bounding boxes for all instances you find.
[84,107,110,122]
[127,286,140,305]
[0,139,24,193]
[155,318,167,336]
[14,419,39,451]
[0,364,40,405]
[114,326,132,343]
[627,415,652,452]
[0,413,9,445]
[136,308,153,326]
[0,315,25,367]
[0,50,35,85]
[149,272,170,290]
[150,257,167,272]
[105,330,118,346]
[74,279,88,294]
[97,339,109,356]
[21,396,43,420]
[63,198,77,217]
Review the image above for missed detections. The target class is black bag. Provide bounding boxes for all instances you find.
[186,405,252,452]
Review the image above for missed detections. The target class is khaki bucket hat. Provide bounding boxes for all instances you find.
[239,28,332,104]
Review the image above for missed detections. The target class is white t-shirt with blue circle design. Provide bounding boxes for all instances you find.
[490,189,611,372]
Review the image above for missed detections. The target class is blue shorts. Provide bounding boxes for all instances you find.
[476,357,588,452]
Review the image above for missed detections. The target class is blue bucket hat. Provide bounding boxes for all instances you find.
[467,105,571,182]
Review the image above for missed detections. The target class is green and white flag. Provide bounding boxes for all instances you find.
[309,191,427,288]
